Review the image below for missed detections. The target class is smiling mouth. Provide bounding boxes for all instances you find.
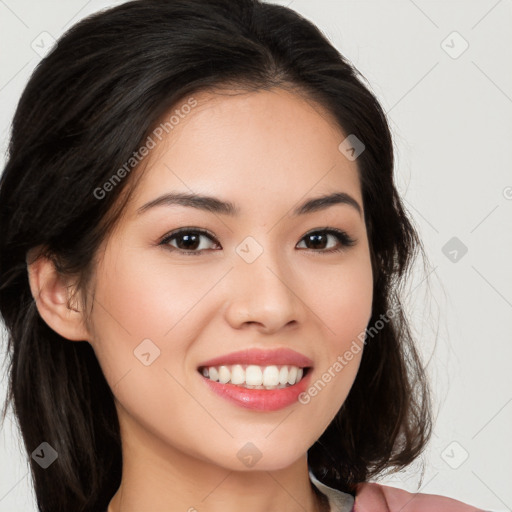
[198,364,311,390]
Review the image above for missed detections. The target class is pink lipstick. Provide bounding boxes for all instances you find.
[197,348,313,411]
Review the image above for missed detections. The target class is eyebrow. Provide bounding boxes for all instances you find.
[137,191,362,218]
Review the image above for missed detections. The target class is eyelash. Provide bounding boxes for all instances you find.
[158,227,356,256]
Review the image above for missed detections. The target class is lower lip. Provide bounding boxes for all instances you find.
[199,369,313,411]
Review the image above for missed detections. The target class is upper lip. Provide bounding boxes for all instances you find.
[197,348,314,369]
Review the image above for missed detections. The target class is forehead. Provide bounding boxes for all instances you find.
[124,87,363,219]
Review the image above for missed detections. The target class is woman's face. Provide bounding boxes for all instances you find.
[87,87,373,471]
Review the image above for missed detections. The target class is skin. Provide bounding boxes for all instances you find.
[28,87,373,512]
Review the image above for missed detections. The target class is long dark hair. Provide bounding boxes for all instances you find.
[0,0,432,510]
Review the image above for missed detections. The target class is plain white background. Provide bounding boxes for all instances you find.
[0,1,511,510]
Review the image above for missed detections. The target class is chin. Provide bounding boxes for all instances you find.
[222,438,309,473]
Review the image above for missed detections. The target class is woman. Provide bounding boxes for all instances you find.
[0,1,488,511]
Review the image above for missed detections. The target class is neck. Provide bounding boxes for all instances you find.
[107,408,327,512]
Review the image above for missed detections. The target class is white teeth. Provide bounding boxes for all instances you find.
[262,365,279,387]
[278,366,288,385]
[218,365,230,384]
[200,364,306,389]
[209,367,219,381]
[246,365,263,386]
[287,366,298,385]
[230,364,245,385]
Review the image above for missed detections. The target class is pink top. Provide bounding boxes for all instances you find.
[353,482,487,512]
[309,472,488,512]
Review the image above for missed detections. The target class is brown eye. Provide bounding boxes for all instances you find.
[297,229,356,253]
[160,229,219,255]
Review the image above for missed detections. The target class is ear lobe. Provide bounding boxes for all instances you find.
[26,252,91,342]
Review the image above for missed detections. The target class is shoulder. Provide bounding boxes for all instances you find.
[354,482,487,512]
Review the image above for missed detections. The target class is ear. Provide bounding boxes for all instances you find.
[26,249,91,342]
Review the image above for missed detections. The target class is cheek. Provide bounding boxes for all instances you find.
[303,250,373,349]
[90,245,215,343]
[299,250,372,408]
[86,249,190,385]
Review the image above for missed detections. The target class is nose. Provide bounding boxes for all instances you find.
[223,247,303,334]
